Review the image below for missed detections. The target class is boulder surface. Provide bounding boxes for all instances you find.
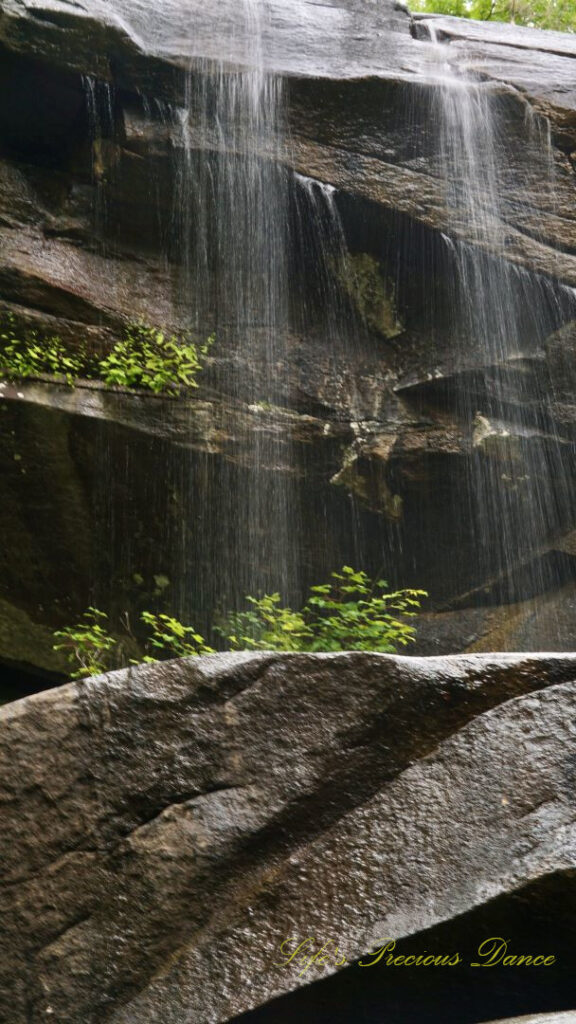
[2,652,576,1022]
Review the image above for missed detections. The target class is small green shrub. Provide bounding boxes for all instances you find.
[54,569,426,680]
[0,315,213,394]
[408,0,576,32]
[53,607,117,679]
[304,566,425,652]
[139,611,216,660]
[53,608,215,679]
[0,316,86,386]
[99,325,214,393]
[225,567,426,653]
[224,594,312,652]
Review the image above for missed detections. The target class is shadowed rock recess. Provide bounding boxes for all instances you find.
[1,0,576,679]
[1,652,576,1022]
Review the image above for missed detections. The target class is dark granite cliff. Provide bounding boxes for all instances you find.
[0,0,576,677]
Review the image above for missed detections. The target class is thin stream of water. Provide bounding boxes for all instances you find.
[428,27,576,606]
[172,0,298,619]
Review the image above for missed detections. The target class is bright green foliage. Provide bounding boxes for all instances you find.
[139,611,216,660]
[0,316,86,386]
[224,594,313,651]
[53,607,118,679]
[409,0,575,31]
[411,0,467,13]
[0,315,214,393]
[54,570,426,680]
[303,567,426,652]
[53,608,215,680]
[223,567,427,653]
[99,325,214,393]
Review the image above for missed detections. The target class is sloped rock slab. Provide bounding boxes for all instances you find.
[1,652,576,1022]
[481,1014,576,1023]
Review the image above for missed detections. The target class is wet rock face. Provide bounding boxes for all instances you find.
[2,652,576,1022]
[238,872,576,1023]
[482,1017,576,1023]
[0,378,368,663]
[0,0,575,668]
[0,0,412,83]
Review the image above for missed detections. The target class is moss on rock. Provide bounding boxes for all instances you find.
[335,252,404,339]
[0,597,68,674]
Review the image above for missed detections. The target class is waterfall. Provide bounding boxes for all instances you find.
[173,0,298,622]
[427,30,576,608]
[77,3,576,637]
[82,75,116,255]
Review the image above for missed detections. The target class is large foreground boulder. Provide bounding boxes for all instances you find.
[482,1015,576,1023]
[1,652,576,1022]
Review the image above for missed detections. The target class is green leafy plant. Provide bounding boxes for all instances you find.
[222,567,427,653]
[53,608,215,679]
[139,611,215,661]
[54,570,426,680]
[408,0,575,32]
[53,607,118,679]
[0,316,86,386]
[303,566,426,652]
[224,594,313,651]
[98,325,214,393]
[0,315,214,394]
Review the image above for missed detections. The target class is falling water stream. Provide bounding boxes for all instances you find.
[172,0,299,618]
[426,29,576,608]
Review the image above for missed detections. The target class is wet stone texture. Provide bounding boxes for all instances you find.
[1,652,576,1022]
